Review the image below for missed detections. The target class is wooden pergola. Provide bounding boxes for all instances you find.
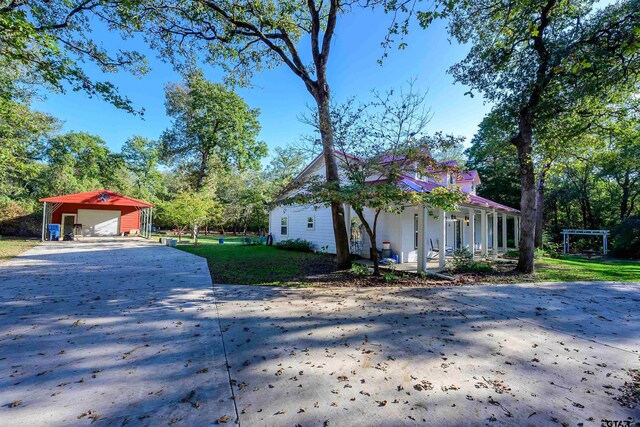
[561,229,610,255]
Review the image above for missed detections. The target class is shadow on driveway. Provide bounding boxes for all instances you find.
[0,240,235,426]
[213,281,640,426]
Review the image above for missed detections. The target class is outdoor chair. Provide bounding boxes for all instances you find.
[431,238,453,256]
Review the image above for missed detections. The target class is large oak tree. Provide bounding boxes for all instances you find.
[131,0,374,267]
[422,0,640,272]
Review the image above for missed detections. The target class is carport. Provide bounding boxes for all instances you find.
[39,190,154,240]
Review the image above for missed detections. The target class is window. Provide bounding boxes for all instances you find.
[307,216,315,230]
[414,213,419,249]
[449,174,456,185]
[280,217,288,236]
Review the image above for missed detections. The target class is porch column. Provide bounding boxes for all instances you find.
[439,208,446,269]
[41,202,47,242]
[501,212,507,252]
[492,209,498,258]
[417,204,426,273]
[480,210,488,257]
[468,207,475,260]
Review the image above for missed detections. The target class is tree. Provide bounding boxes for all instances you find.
[264,146,307,198]
[157,193,220,243]
[427,0,640,272]
[291,87,467,275]
[0,98,59,199]
[160,71,266,191]
[121,136,165,200]
[131,0,366,267]
[0,1,147,111]
[466,109,521,211]
[42,131,131,195]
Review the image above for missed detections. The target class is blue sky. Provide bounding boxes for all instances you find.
[32,8,492,160]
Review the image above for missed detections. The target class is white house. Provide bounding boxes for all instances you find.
[268,151,520,271]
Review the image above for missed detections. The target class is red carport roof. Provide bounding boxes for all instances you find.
[39,190,154,207]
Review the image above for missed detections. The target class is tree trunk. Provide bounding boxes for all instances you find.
[512,114,536,273]
[196,150,209,191]
[355,209,380,275]
[314,87,350,269]
[193,224,199,246]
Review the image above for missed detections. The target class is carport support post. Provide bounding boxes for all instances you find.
[468,207,475,260]
[417,204,426,273]
[41,201,47,241]
[149,208,153,239]
[438,208,446,269]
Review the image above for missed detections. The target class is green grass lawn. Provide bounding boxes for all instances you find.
[0,236,39,264]
[176,236,335,286]
[534,255,640,282]
[177,236,639,286]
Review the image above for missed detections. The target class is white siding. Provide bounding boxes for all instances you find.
[269,204,337,253]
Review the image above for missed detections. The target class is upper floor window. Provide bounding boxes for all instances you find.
[307,216,315,230]
[280,217,288,236]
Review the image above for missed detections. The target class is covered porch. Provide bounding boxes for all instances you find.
[415,204,520,272]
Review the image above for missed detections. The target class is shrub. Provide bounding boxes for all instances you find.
[274,238,316,253]
[350,263,371,276]
[611,216,640,259]
[447,248,494,273]
[0,198,40,237]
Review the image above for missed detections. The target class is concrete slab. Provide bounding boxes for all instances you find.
[214,282,640,426]
[0,239,236,426]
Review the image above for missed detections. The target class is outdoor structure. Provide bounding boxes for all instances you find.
[562,229,610,255]
[39,190,154,240]
[268,151,520,272]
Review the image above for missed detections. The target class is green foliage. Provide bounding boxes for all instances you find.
[611,216,640,259]
[275,238,316,253]
[160,71,266,190]
[41,132,131,196]
[350,263,371,276]
[447,247,493,273]
[0,1,147,112]
[0,197,40,236]
[121,136,165,201]
[0,98,58,199]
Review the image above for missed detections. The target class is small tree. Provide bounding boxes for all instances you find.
[157,195,192,242]
[291,85,468,274]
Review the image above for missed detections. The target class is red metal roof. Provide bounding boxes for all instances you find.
[39,190,154,207]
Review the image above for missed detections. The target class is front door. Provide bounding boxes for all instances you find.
[61,214,76,235]
[454,219,462,250]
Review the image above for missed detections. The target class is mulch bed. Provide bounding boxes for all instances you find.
[290,257,535,288]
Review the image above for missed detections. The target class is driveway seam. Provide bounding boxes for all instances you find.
[212,284,241,426]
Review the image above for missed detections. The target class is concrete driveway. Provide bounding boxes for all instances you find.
[0,239,235,426]
[214,282,640,426]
